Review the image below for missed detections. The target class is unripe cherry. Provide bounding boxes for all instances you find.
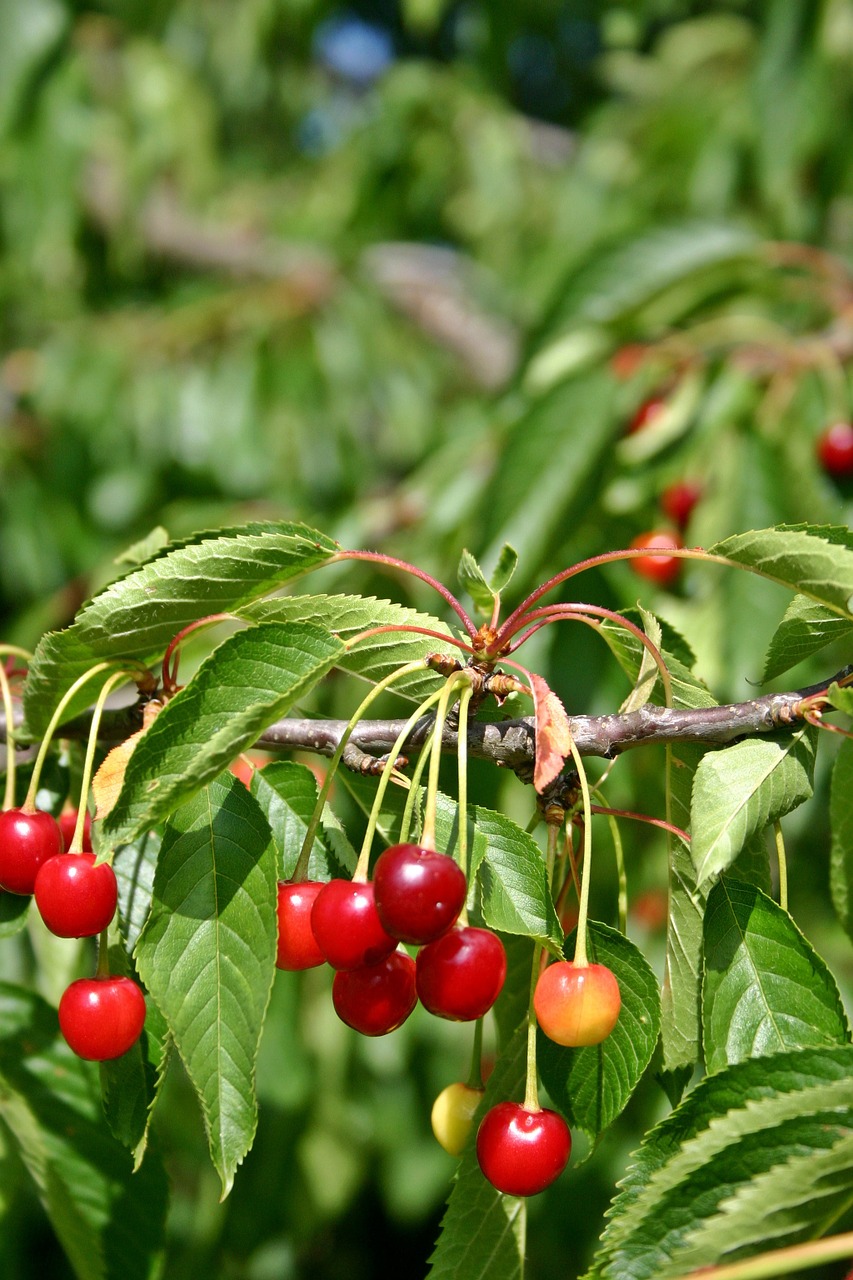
[534,960,621,1047]
[431,1081,484,1156]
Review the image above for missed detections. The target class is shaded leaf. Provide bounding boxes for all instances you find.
[830,738,853,943]
[709,524,853,619]
[762,594,853,680]
[250,759,356,880]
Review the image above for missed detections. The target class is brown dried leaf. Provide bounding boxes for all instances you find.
[92,699,164,820]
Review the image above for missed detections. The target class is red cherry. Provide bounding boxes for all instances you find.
[416,925,506,1021]
[58,975,146,1061]
[629,531,683,587]
[310,879,397,971]
[331,950,417,1036]
[626,396,666,435]
[817,422,853,478]
[276,880,326,970]
[534,960,621,1047]
[476,1102,571,1196]
[34,853,118,938]
[660,480,701,529]
[0,808,65,895]
[373,843,467,944]
[58,807,93,852]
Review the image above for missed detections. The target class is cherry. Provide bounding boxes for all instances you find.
[275,880,326,970]
[476,1101,571,1196]
[817,422,853,478]
[310,878,397,971]
[629,530,683,587]
[34,853,118,938]
[332,950,417,1036]
[58,807,93,852]
[431,1081,484,1156]
[415,925,506,1021]
[534,960,621,1047]
[0,808,65,895]
[58,975,146,1061]
[373,843,467,944]
[626,396,666,435]
[660,480,701,529]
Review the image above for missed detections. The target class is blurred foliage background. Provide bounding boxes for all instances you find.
[3,0,853,1276]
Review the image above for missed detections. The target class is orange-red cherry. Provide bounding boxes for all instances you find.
[534,960,621,1047]
[629,531,683,587]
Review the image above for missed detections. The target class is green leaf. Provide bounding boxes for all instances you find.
[762,594,853,680]
[134,775,277,1196]
[703,877,849,1074]
[0,981,168,1280]
[0,892,30,937]
[113,828,161,954]
[250,759,355,879]
[23,521,340,734]
[101,622,344,847]
[488,544,518,596]
[588,1046,853,1280]
[826,681,853,715]
[538,923,660,1154]
[239,592,452,701]
[709,524,853,619]
[690,727,816,884]
[463,805,562,951]
[830,738,853,943]
[457,549,496,617]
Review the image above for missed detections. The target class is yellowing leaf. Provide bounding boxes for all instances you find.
[530,673,573,792]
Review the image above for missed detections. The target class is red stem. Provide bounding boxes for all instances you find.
[161,613,234,691]
[335,550,479,640]
[346,624,476,655]
[589,805,690,843]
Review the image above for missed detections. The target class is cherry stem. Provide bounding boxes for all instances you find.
[0,663,16,812]
[346,623,476,657]
[422,673,472,852]
[523,941,545,1112]
[565,736,594,968]
[588,804,691,844]
[23,662,132,814]
[455,683,474,926]
[70,670,130,855]
[592,796,628,936]
[96,927,111,979]
[161,613,234,691]
[399,725,434,845]
[292,658,429,883]
[334,550,479,640]
[774,820,788,913]
[466,1017,485,1092]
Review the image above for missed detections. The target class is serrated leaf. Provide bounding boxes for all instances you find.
[0,981,168,1280]
[703,877,849,1075]
[457,549,496,617]
[588,1046,853,1280]
[134,775,277,1196]
[710,524,853,619]
[250,759,355,879]
[101,622,344,847]
[538,922,660,1153]
[239,592,452,701]
[830,739,853,943]
[599,613,715,711]
[112,828,161,954]
[762,594,853,680]
[690,727,816,884]
[471,806,563,951]
[530,672,573,792]
[489,544,518,595]
[619,607,663,713]
[23,521,340,734]
[827,681,853,715]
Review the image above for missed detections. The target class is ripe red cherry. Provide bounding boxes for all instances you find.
[34,853,118,938]
[310,878,397,971]
[58,807,93,852]
[534,960,621,1047]
[0,808,65,895]
[373,843,467,944]
[416,925,506,1021]
[58,975,146,1061]
[332,949,417,1036]
[660,480,701,529]
[476,1102,571,1196]
[817,422,853,478]
[627,396,666,435]
[629,530,683,587]
[275,880,326,970]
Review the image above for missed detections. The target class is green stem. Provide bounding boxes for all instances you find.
[399,727,435,844]
[774,820,788,912]
[668,1230,853,1280]
[291,659,428,882]
[455,683,474,927]
[565,737,594,967]
[594,791,627,936]
[422,673,472,851]
[96,927,111,978]
[0,663,16,811]
[465,1018,485,1091]
[70,670,129,855]
[523,942,545,1111]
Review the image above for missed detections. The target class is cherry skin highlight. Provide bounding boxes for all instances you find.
[817,422,853,478]
[476,1102,571,1196]
[431,1081,484,1156]
[34,853,118,938]
[629,530,683,587]
[310,878,397,971]
[275,880,326,970]
[373,842,467,944]
[416,925,506,1021]
[534,960,621,1047]
[0,808,65,895]
[332,950,417,1035]
[58,976,146,1061]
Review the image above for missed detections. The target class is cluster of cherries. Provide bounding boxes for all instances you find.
[0,804,146,1061]
[277,840,622,1198]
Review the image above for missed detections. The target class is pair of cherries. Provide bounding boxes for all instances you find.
[276,842,506,1037]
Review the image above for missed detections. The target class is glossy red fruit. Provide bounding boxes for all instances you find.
[817,422,853,478]
[629,531,683,587]
[0,808,65,895]
[276,880,326,970]
[373,843,467,944]
[58,975,146,1061]
[534,960,621,1047]
[332,949,417,1035]
[58,807,93,852]
[660,480,701,529]
[310,878,397,971]
[416,925,506,1021]
[476,1102,571,1196]
[34,853,118,938]
[626,396,666,435]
